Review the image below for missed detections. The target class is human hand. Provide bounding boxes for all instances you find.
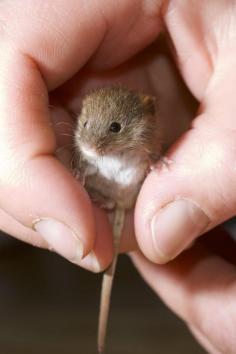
[135,1,236,264]
[131,229,236,354]
[0,0,183,272]
[131,3,236,352]
[2,0,234,274]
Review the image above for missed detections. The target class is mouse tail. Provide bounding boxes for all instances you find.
[97,208,125,353]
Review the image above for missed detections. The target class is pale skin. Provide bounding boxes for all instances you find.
[1,1,236,353]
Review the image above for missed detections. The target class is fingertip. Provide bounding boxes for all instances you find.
[75,206,113,273]
[135,166,210,264]
[33,217,85,261]
[150,199,210,261]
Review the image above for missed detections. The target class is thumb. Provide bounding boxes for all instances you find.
[135,56,236,264]
[0,49,98,267]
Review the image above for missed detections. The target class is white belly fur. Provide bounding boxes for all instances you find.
[80,145,146,187]
[95,154,144,186]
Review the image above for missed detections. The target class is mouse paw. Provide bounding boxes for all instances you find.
[72,169,86,186]
[89,189,115,210]
[151,156,174,173]
[95,196,115,210]
[101,200,116,210]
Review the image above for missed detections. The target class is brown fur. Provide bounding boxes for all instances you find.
[74,87,162,210]
[75,87,161,158]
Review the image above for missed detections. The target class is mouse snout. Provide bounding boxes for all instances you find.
[80,143,99,159]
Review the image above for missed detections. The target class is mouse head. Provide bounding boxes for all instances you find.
[74,87,158,159]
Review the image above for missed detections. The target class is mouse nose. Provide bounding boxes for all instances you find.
[80,143,98,159]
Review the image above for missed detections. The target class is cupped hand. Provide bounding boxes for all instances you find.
[0,0,169,272]
[1,0,236,274]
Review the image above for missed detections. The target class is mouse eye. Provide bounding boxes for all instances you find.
[84,121,87,128]
[109,122,121,133]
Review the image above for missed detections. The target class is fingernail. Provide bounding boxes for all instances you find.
[78,251,102,273]
[151,200,210,263]
[33,218,84,262]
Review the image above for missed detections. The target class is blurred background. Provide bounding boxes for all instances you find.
[0,231,205,354]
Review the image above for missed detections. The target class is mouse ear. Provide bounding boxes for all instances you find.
[139,95,156,115]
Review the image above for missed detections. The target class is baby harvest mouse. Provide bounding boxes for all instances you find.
[73,87,162,353]
[74,87,161,209]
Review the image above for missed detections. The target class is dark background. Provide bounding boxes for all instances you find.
[0,232,205,354]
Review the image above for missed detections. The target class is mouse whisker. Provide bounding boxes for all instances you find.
[55,121,74,128]
[59,133,74,138]
[56,145,71,153]
[70,151,77,170]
